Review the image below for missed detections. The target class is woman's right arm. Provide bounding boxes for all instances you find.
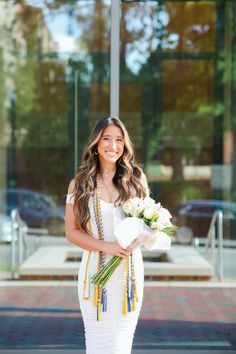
[65,179,130,258]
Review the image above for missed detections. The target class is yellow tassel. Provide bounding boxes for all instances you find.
[134,282,138,302]
[122,290,128,315]
[132,295,136,311]
[122,255,129,315]
[83,251,91,300]
[123,298,127,315]
[97,299,101,321]
[94,285,98,306]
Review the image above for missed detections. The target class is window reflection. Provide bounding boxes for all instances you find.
[120,0,236,249]
[163,2,216,53]
[0,0,110,236]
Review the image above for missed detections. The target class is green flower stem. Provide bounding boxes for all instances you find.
[99,259,122,287]
[98,257,122,284]
[91,258,117,283]
[96,257,121,283]
[99,264,120,287]
[91,256,123,286]
[91,256,117,283]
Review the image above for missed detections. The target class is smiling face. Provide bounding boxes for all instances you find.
[97,124,125,165]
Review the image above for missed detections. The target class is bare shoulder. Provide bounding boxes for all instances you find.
[68,178,76,194]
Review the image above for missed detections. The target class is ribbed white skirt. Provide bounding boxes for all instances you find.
[78,248,144,354]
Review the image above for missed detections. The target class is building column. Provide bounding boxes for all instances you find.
[110,0,120,118]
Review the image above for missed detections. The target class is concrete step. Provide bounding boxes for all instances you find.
[19,245,213,280]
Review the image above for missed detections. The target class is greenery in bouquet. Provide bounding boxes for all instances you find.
[91,196,177,287]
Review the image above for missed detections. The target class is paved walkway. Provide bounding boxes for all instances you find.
[0,283,236,352]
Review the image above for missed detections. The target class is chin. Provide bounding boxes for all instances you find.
[106,158,118,163]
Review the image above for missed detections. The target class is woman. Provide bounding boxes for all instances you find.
[65,117,149,354]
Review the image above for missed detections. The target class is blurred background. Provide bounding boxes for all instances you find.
[0,0,236,282]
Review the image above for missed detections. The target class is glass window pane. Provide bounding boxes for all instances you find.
[0,1,110,246]
[121,0,236,281]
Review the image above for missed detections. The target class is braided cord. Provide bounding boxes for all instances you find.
[92,175,138,318]
[92,176,108,320]
[130,252,138,310]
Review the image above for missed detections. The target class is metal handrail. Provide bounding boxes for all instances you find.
[205,210,223,281]
[11,209,28,279]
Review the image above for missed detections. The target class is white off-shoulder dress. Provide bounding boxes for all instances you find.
[66,193,144,354]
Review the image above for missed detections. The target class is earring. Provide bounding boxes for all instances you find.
[94,150,98,155]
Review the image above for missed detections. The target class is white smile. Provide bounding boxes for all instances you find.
[105,151,117,157]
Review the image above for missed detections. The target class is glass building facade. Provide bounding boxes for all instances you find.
[0,0,236,281]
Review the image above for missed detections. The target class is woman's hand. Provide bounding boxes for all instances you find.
[126,238,142,252]
[103,241,131,259]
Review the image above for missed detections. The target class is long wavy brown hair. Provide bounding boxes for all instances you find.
[72,117,147,233]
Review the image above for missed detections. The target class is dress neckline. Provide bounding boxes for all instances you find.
[100,199,123,210]
[100,199,114,205]
[89,195,121,208]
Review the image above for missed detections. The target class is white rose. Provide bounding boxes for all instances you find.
[159,207,172,219]
[150,221,158,231]
[131,197,145,216]
[143,205,155,220]
[122,201,133,215]
[144,196,156,208]
[155,202,161,211]
[123,198,145,217]
[156,219,171,230]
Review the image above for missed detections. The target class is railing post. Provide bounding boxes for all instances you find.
[11,210,17,279]
[18,218,24,264]
[205,210,224,281]
[217,210,223,281]
[212,222,216,272]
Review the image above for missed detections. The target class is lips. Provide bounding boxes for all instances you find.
[105,151,117,156]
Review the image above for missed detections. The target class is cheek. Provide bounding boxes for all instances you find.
[119,144,125,154]
[97,141,106,150]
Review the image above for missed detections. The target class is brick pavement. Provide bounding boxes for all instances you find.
[0,285,236,351]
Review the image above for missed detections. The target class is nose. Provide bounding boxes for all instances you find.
[109,140,117,149]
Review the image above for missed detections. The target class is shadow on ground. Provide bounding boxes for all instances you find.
[0,307,235,351]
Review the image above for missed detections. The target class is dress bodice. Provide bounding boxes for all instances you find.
[88,195,124,243]
[66,193,125,243]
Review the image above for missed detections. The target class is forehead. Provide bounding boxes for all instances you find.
[102,124,123,137]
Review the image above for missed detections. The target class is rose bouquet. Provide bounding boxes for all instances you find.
[91,196,177,287]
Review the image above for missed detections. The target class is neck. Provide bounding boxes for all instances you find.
[99,164,116,179]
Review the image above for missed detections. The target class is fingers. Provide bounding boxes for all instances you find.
[117,247,130,259]
[119,250,129,258]
[104,241,131,259]
[125,246,132,252]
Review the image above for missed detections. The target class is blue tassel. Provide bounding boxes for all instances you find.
[130,280,134,301]
[101,287,103,305]
[102,288,107,312]
[127,296,131,312]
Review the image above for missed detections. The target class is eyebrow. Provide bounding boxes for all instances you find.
[102,134,123,139]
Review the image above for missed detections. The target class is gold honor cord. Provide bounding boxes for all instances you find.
[94,187,106,321]
[83,219,92,300]
[82,189,138,319]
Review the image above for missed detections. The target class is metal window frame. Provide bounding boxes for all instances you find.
[110,0,120,118]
